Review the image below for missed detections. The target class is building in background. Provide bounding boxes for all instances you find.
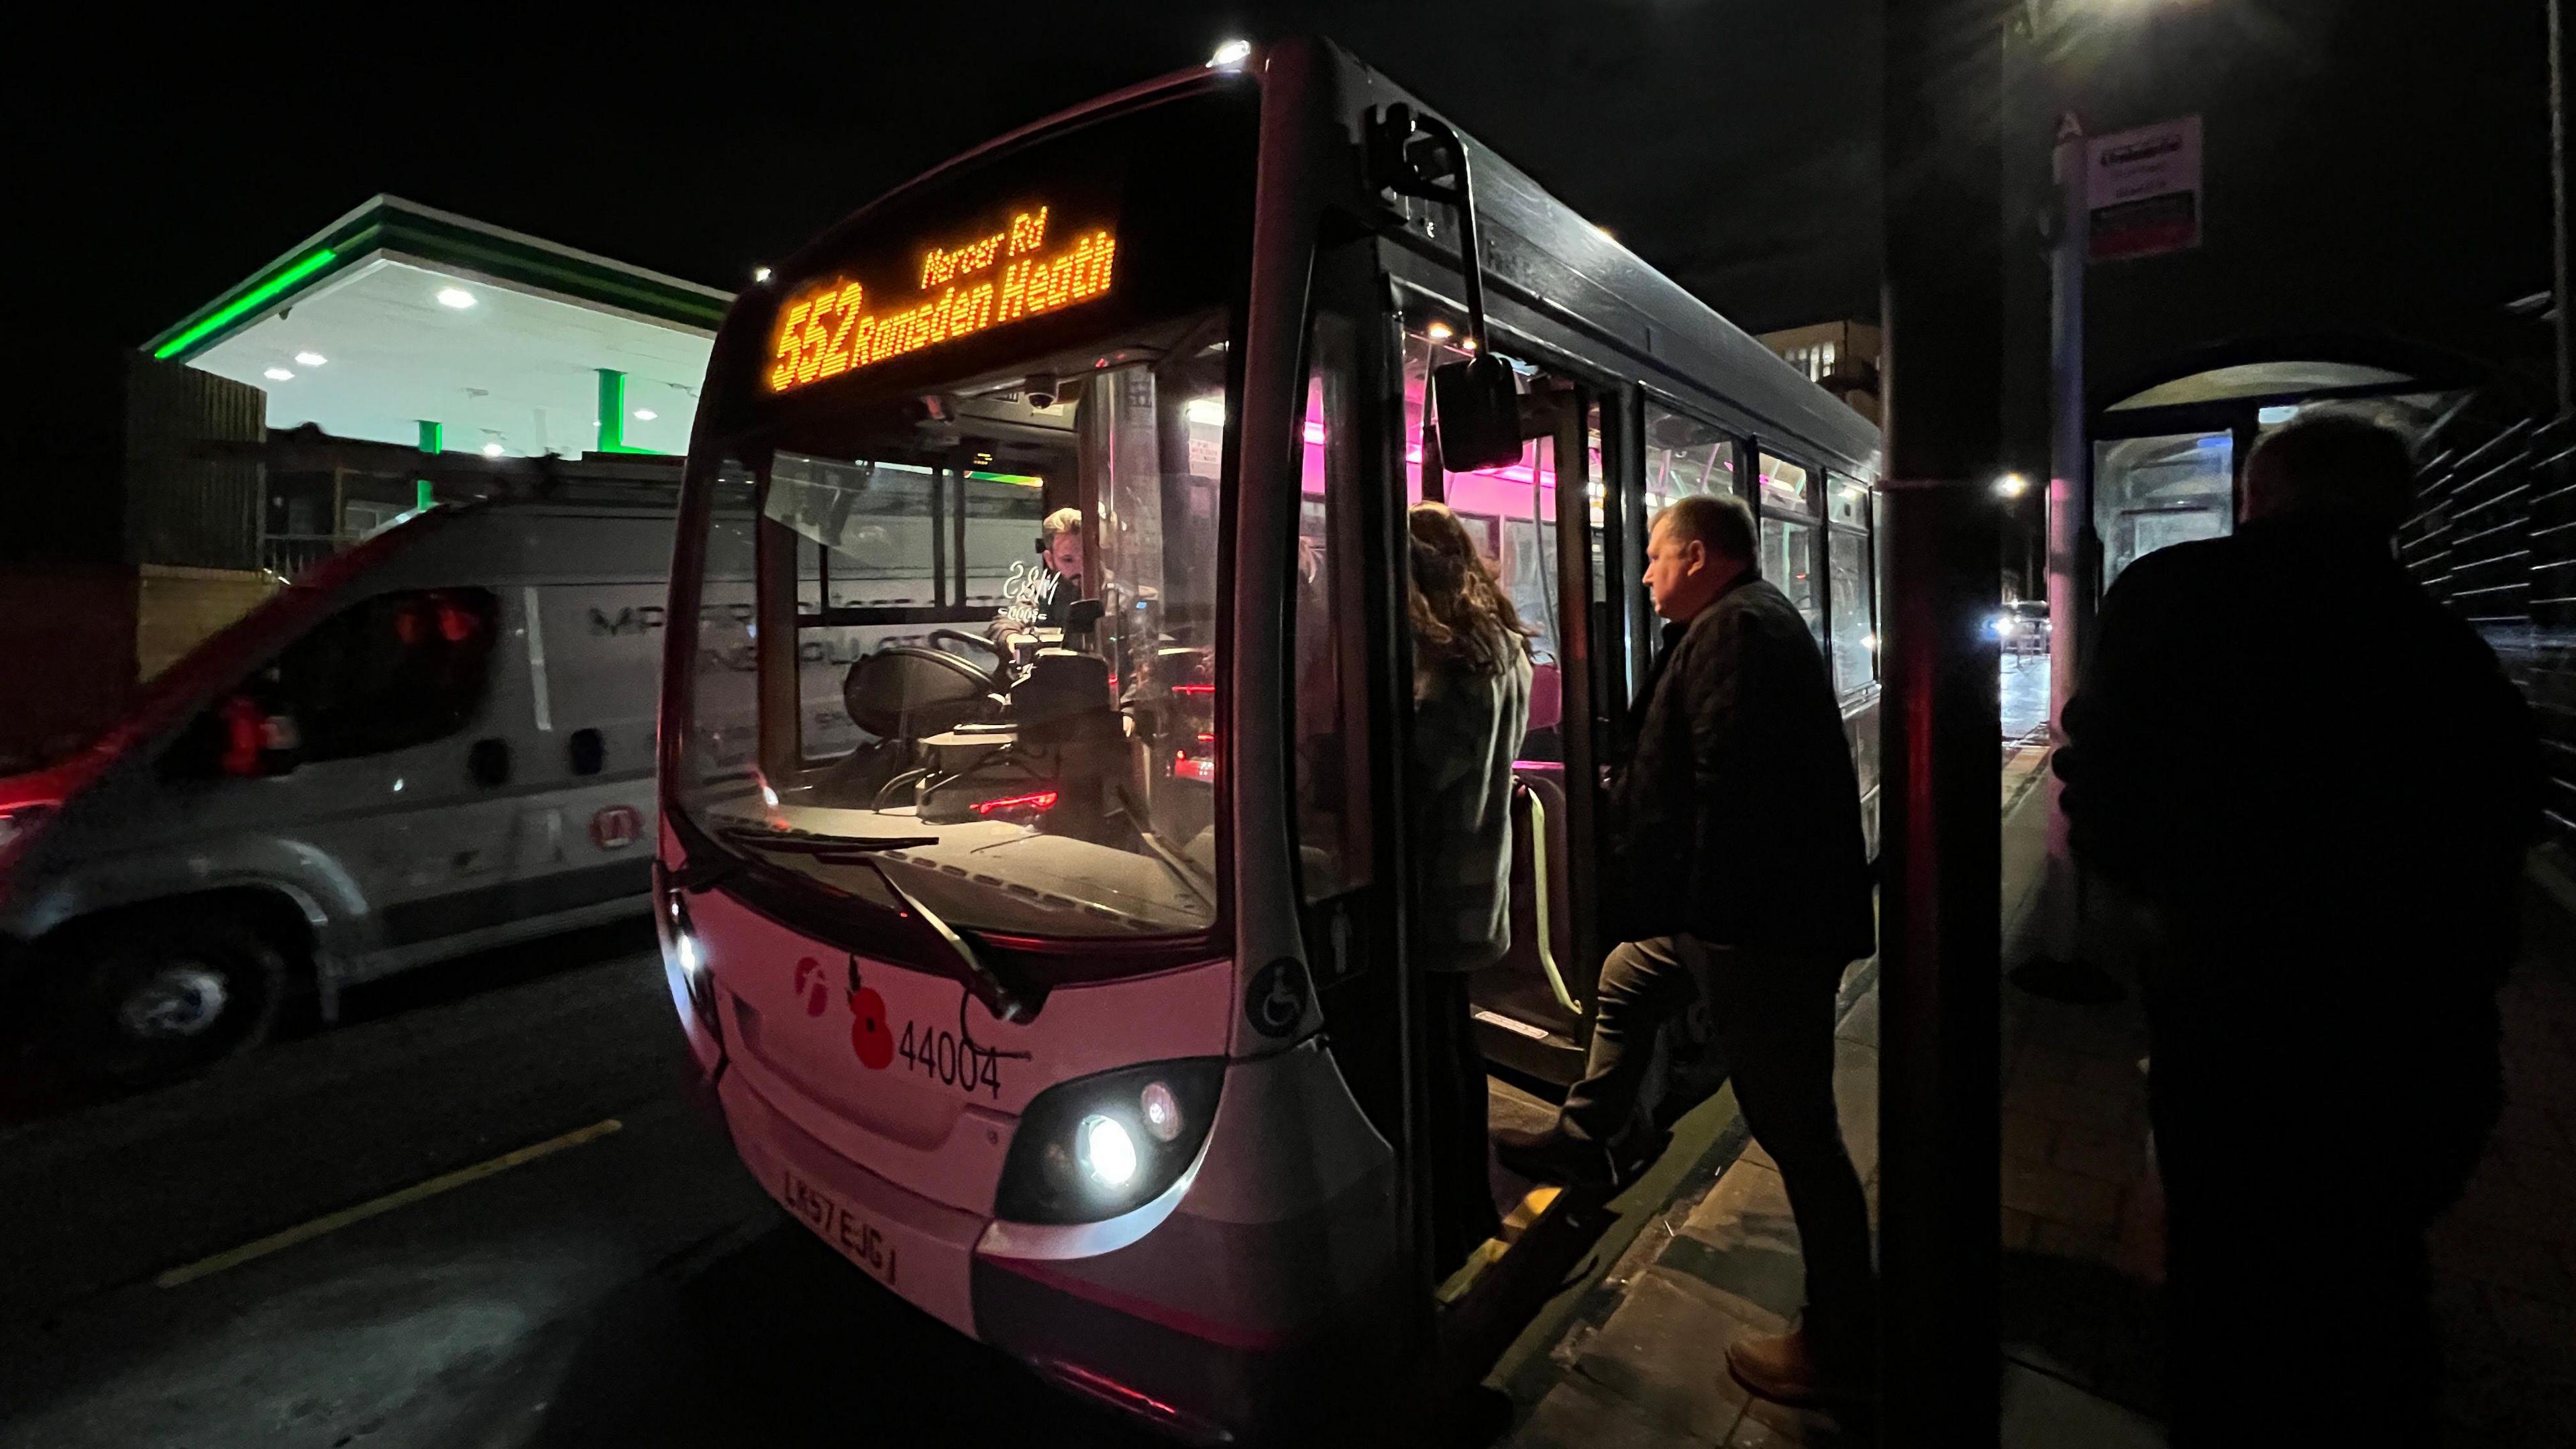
[1760,321,1881,427]
[138,195,730,572]
[0,199,725,774]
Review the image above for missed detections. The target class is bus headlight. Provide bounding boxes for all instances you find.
[655,871,720,1037]
[1138,1081,1182,1142]
[1077,1114,1138,1189]
[996,1059,1224,1224]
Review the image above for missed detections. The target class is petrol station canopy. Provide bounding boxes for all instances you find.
[144,195,734,460]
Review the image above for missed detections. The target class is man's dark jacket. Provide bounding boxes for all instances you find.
[2058,517,2537,968]
[1606,572,1875,963]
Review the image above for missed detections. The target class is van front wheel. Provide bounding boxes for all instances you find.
[54,913,285,1085]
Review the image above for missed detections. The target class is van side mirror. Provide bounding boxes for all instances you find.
[1432,354,1525,472]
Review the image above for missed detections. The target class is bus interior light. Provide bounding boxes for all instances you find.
[437,287,477,309]
[264,368,293,382]
[294,351,326,367]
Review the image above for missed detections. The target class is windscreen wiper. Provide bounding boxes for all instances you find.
[846,854,1034,1024]
[719,823,1032,1023]
[718,823,940,855]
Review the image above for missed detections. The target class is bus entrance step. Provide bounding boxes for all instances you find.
[1499,1184,1560,1243]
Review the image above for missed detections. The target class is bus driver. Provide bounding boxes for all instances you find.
[1030,508,1083,627]
[991,507,1085,640]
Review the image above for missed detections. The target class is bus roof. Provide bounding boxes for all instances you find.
[1318,42,1880,476]
[727,37,1878,479]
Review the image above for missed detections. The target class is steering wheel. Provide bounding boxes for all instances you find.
[930,629,1012,680]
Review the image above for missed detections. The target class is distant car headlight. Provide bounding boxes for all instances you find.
[996,1058,1224,1224]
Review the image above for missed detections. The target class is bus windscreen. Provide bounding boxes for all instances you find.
[671,85,1256,949]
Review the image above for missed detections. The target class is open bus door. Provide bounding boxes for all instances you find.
[1296,214,1646,1425]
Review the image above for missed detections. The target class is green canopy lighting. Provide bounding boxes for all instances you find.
[153,249,339,360]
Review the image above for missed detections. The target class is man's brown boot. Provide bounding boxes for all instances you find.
[1724,1325,1872,1410]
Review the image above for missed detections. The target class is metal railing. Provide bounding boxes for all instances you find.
[2399,413,2576,849]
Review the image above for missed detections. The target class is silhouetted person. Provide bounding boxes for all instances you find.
[2057,414,2538,1446]
[1495,493,1877,1408]
[1403,502,1534,1277]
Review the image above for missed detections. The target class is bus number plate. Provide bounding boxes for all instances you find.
[782,1168,899,1286]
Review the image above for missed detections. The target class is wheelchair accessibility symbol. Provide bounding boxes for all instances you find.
[1244,958,1310,1038]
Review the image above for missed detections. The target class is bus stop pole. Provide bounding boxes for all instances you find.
[1877,1,2006,1442]
[2041,114,2091,964]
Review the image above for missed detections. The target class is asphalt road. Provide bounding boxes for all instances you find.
[0,923,1156,1449]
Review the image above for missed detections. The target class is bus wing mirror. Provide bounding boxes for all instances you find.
[1373,103,1524,470]
[1432,355,1525,471]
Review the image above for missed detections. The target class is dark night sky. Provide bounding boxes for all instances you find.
[16,0,2557,522]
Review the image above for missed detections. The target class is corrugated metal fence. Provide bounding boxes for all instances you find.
[122,356,265,570]
[2398,413,2576,851]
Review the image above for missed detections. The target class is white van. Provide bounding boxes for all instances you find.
[0,490,674,1083]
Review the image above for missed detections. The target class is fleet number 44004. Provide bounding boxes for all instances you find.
[900,1021,1004,1098]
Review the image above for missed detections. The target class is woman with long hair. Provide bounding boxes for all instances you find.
[1404,501,1535,1275]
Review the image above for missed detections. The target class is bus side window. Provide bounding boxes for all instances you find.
[1758,451,1826,647]
[1643,403,1741,509]
[1826,475,1876,696]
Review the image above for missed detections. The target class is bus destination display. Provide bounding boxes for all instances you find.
[768,203,1117,393]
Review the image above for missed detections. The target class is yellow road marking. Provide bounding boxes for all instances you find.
[154,1118,624,1289]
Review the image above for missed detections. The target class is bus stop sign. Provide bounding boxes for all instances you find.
[2087,116,2202,262]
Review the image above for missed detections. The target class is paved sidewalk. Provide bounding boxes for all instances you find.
[1493,745,2576,1447]
[1497,747,2157,1447]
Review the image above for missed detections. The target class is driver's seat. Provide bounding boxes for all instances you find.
[842,645,994,740]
